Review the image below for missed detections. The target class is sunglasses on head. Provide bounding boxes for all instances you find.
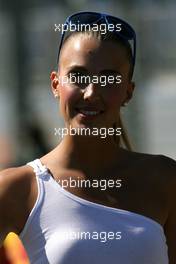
[57,11,136,78]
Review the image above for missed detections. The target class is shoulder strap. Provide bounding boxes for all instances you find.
[26,159,48,176]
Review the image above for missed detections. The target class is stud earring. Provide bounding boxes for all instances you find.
[122,101,128,107]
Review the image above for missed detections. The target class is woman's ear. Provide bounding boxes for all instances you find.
[50,71,59,98]
[122,81,135,106]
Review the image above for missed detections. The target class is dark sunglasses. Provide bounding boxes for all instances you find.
[57,11,136,78]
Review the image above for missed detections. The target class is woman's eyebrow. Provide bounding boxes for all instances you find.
[100,69,121,75]
[67,65,88,73]
[66,66,121,76]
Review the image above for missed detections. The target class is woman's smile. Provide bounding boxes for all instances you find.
[75,105,104,120]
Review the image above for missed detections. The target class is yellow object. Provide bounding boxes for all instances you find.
[4,233,30,264]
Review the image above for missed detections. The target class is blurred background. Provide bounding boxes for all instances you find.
[0,0,176,263]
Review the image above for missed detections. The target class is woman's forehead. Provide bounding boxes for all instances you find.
[59,35,128,69]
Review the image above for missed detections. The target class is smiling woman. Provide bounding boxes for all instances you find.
[53,28,135,151]
[0,11,176,264]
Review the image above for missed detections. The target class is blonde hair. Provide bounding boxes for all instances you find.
[60,30,133,151]
[119,113,133,151]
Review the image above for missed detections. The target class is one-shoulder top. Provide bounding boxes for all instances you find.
[19,159,169,264]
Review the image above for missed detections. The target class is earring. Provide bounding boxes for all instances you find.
[54,94,58,98]
[122,101,128,107]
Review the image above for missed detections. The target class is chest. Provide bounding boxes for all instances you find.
[24,173,168,264]
[53,168,168,227]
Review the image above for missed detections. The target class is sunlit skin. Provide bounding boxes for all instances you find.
[0,31,176,264]
[50,34,135,173]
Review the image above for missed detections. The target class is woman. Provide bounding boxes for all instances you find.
[0,12,175,264]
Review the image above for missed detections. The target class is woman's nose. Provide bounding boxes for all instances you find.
[83,82,101,101]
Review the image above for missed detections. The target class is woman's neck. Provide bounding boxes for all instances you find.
[55,134,123,175]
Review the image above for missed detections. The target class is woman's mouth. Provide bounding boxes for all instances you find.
[75,108,104,118]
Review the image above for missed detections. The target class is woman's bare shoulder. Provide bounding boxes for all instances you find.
[123,149,176,179]
[0,164,37,235]
[153,154,176,175]
[143,153,175,175]
[0,165,33,191]
[126,149,176,168]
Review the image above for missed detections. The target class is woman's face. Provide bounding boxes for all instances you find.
[51,34,134,130]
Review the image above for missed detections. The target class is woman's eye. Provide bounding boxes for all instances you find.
[99,74,122,86]
[68,71,90,86]
[69,71,85,78]
[68,71,81,82]
[69,71,80,78]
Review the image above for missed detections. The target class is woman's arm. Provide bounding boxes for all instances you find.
[0,166,34,245]
[163,156,176,264]
[0,170,14,247]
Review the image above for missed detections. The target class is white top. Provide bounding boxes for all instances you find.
[19,159,169,264]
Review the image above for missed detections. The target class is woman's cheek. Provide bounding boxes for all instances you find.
[105,88,123,108]
[59,85,80,117]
